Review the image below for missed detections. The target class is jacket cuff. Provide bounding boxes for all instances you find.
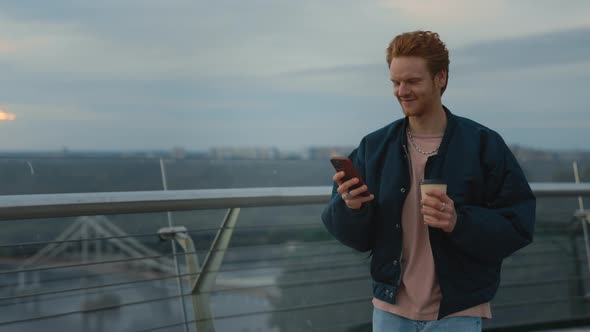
[349,202,370,216]
[449,210,469,242]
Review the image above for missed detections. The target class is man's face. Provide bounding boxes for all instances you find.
[389,56,446,117]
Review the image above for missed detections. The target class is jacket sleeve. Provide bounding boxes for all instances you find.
[448,132,536,262]
[321,139,375,252]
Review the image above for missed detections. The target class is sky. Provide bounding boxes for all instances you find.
[0,0,589,152]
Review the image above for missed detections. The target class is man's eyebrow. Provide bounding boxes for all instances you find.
[390,76,421,82]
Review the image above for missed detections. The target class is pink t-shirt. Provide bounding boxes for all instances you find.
[372,131,492,320]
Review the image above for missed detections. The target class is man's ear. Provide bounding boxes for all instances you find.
[436,69,447,88]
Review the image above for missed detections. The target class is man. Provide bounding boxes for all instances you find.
[321,31,536,331]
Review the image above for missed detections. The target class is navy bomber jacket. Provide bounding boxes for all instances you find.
[321,106,536,319]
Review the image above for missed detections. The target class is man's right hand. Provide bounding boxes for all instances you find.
[333,171,375,210]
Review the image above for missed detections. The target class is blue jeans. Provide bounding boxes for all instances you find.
[372,308,482,332]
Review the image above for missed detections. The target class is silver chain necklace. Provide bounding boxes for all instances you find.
[407,128,440,155]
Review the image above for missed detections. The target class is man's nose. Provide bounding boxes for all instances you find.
[397,83,409,96]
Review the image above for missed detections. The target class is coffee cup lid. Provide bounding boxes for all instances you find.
[420,179,446,185]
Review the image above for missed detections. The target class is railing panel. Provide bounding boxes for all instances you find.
[0,184,589,331]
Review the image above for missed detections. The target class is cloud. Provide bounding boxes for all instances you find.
[378,0,504,25]
[2,0,587,81]
[269,63,390,97]
[266,25,590,101]
[453,26,590,73]
[378,0,590,51]
[0,12,212,79]
[0,1,394,79]
[0,18,72,59]
[0,38,19,54]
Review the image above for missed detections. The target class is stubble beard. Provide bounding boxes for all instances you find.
[400,91,439,119]
[400,98,425,118]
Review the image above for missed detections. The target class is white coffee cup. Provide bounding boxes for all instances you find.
[420,179,447,223]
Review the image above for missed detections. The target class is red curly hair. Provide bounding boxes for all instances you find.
[386,31,450,95]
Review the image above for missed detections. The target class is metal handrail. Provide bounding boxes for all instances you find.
[1,182,589,331]
[0,183,589,221]
[0,186,329,221]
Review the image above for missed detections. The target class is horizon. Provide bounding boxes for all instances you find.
[1,143,590,155]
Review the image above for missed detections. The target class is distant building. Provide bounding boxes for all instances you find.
[307,147,355,160]
[278,150,304,160]
[208,147,280,160]
[510,145,557,162]
[171,147,186,159]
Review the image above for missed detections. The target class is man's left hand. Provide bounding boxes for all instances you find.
[421,189,457,233]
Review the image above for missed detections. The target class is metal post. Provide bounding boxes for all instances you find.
[18,272,25,293]
[158,226,216,332]
[81,220,88,263]
[192,208,240,294]
[570,229,585,315]
[191,208,240,331]
[573,161,590,303]
[175,232,215,332]
[160,159,190,332]
[80,220,90,330]
[158,207,240,332]
[573,162,590,278]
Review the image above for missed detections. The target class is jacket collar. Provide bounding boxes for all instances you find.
[400,105,456,156]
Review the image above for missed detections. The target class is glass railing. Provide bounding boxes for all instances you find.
[0,183,589,331]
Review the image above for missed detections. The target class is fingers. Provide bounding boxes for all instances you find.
[421,192,457,233]
[345,194,375,204]
[349,184,369,197]
[421,197,443,210]
[423,217,452,229]
[340,182,371,203]
[423,190,453,205]
[333,171,345,185]
[424,189,445,199]
[336,176,361,195]
[343,194,375,209]
[421,206,452,220]
[421,195,454,211]
[333,171,374,209]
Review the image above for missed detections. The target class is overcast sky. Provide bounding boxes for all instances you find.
[0,0,589,152]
